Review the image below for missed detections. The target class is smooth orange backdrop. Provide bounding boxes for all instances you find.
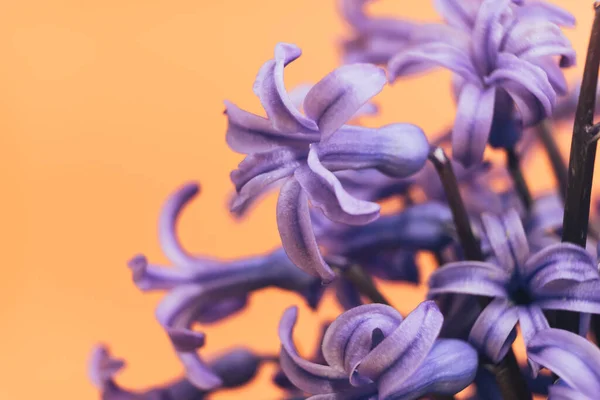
[1,1,597,399]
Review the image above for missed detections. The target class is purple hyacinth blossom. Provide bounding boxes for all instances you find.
[278,301,478,399]
[388,0,575,166]
[428,209,600,370]
[226,42,429,282]
[130,182,323,390]
[88,345,264,399]
[527,328,600,400]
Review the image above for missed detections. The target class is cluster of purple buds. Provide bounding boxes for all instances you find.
[92,1,600,399]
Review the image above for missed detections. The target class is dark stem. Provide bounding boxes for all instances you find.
[558,3,600,335]
[505,147,533,212]
[338,264,390,305]
[536,120,568,200]
[429,147,532,400]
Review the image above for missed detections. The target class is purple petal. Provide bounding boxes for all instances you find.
[480,209,529,272]
[469,298,519,363]
[428,261,510,298]
[295,148,380,226]
[471,0,512,76]
[316,124,429,178]
[127,254,198,291]
[225,101,318,154]
[157,182,217,267]
[517,305,549,375]
[452,83,496,166]
[341,35,407,66]
[537,58,569,96]
[291,83,377,119]
[168,328,206,353]
[253,43,317,132]
[486,53,556,126]
[547,384,591,400]
[230,147,305,215]
[339,0,415,38]
[208,348,263,389]
[516,1,576,28]
[433,0,479,30]
[355,301,443,384]
[278,306,351,394]
[276,178,336,283]
[377,339,478,400]
[321,304,402,373]
[524,243,598,290]
[502,20,576,68]
[304,64,386,139]
[388,41,476,82]
[88,345,126,389]
[535,280,600,314]
[527,328,600,398]
[194,295,248,324]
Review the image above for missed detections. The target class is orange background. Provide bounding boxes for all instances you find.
[1,1,596,399]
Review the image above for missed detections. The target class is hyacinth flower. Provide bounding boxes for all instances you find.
[278,301,478,399]
[527,328,600,400]
[88,345,264,399]
[428,209,600,370]
[129,182,323,389]
[388,0,575,166]
[226,42,429,282]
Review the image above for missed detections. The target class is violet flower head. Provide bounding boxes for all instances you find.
[527,328,600,400]
[388,0,575,166]
[130,182,323,390]
[226,42,429,282]
[428,209,600,370]
[88,345,264,399]
[278,301,478,399]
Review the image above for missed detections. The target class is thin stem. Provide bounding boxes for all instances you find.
[505,147,533,212]
[429,147,532,400]
[338,264,390,305]
[558,3,600,335]
[536,120,568,200]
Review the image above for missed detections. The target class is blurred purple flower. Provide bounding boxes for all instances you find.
[338,0,416,64]
[527,328,600,400]
[226,42,429,282]
[88,345,264,399]
[278,301,478,399]
[129,182,323,389]
[428,209,600,371]
[389,0,575,166]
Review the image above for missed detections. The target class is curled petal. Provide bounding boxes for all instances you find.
[486,53,556,127]
[168,328,206,353]
[158,182,217,267]
[452,83,496,166]
[276,178,335,283]
[471,0,511,76]
[208,348,263,389]
[527,328,600,398]
[278,306,351,394]
[291,84,378,119]
[253,43,317,132]
[194,295,249,324]
[535,280,600,314]
[517,305,549,375]
[428,261,510,298]
[503,21,576,68]
[127,254,199,291]
[537,59,569,96]
[322,304,402,373]
[377,339,478,400]
[225,101,318,154]
[304,64,386,139]
[547,384,592,400]
[317,124,429,178]
[295,148,380,225]
[481,209,529,272]
[469,298,519,363]
[523,243,598,290]
[356,301,443,384]
[388,42,476,82]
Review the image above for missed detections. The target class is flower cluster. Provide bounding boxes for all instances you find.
[91,1,600,400]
